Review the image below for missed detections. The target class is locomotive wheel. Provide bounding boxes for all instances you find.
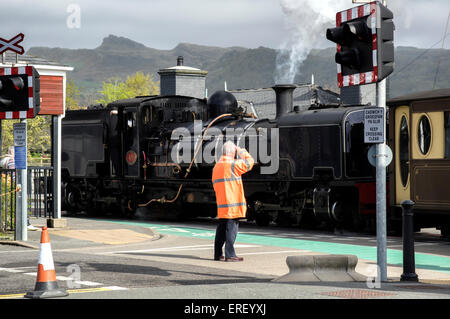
[255,212,271,227]
[86,202,106,217]
[349,205,365,232]
[64,185,85,214]
[297,209,318,230]
[150,202,186,221]
[440,224,450,238]
[275,211,295,227]
[330,201,345,225]
[340,190,365,232]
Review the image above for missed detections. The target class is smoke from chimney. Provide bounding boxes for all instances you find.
[274,0,348,84]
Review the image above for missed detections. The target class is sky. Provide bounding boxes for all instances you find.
[1,0,449,52]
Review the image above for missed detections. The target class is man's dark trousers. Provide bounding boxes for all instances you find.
[214,219,239,259]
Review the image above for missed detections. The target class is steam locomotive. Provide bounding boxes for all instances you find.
[61,84,379,231]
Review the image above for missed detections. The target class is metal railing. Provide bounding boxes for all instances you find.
[0,169,16,232]
[28,166,53,219]
[0,167,53,232]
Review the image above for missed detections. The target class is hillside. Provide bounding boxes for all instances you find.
[27,35,450,103]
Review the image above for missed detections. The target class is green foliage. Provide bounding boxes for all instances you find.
[1,116,51,157]
[96,72,159,105]
[66,78,82,110]
[125,72,159,97]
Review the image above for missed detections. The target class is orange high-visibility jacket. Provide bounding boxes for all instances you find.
[212,148,255,219]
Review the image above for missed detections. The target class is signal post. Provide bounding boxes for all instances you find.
[326,1,394,282]
[0,32,41,241]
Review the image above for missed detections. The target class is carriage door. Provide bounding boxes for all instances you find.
[394,106,410,204]
[123,107,140,177]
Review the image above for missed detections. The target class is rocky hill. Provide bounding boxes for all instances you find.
[27,34,450,103]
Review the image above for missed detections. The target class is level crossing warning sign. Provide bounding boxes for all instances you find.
[364,108,384,143]
[0,33,25,55]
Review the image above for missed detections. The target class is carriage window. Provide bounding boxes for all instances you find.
[399,116,409,187]
[445,112,450,158]
[417,115,431,155]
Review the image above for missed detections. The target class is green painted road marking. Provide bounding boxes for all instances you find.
[102,219,450,274]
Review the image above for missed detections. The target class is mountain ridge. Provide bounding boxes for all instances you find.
[26,35,450,104]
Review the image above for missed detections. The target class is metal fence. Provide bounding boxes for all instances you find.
[0,167,53,232]
[0,169,16,232]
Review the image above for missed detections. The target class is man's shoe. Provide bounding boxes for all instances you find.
[225,256,244,262]
[214,256,225,261]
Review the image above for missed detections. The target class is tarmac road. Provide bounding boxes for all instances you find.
[0,215,449,303]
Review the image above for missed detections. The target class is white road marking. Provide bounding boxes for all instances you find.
[170,228,191,233]
[55,276,71,281]
[107,244,259,255]
[23,272,37,276]
[0,267,28,273]
[0,268,115,289]
[54,276,103,286]
[74,281,103,286]
[238,250,310,256]
[242,232,272,235]
[0,250,36,254]
[103,286,129,291]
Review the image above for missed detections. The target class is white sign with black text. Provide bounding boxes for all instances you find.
[13,122,27,147]
[364,108,384,143]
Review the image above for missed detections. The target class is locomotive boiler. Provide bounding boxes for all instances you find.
[61,84,378,230]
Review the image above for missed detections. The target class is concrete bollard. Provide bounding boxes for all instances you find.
[273,255,367,282]
[47,218,67,228]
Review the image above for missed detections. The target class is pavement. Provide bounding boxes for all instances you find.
[1,215,450,301]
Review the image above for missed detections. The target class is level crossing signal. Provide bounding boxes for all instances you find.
[0,66,40,119]
[326,1,394,87]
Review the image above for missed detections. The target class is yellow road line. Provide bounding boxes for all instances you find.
[0,287,113,299]
[0,293,26,299]
[67,287,111,294]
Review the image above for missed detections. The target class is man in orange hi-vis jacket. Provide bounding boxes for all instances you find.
[212,141,254,262]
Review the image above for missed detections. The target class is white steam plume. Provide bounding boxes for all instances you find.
[275,0,349,84]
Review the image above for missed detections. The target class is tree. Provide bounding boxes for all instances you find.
[125,71,159,97]
[66,79,82,110]
[1,116,51,157]
[96,72,159,105]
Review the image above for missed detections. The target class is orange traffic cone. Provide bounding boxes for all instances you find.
[25,227,68,299]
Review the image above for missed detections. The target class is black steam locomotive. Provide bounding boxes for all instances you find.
[61,85,377,230]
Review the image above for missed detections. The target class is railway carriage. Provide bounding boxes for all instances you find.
[388,88,450,236]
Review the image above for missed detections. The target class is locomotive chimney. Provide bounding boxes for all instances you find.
[177,56,184,66]
[273,84,296,118]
